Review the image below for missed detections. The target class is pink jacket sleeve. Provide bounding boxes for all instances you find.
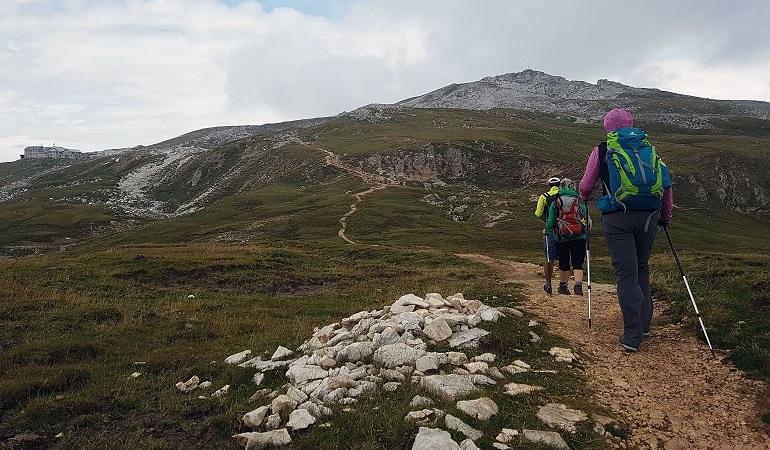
[661,188,673,223]
[578,147,600,201]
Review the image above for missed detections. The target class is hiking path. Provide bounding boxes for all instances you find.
[458,254,770,450]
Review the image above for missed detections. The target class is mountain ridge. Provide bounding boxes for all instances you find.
[1,69,769,256]
[391,69,770,128]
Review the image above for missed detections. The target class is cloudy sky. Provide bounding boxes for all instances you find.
[2,0,769,162]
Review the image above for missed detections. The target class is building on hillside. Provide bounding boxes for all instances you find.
[21,145,90,160]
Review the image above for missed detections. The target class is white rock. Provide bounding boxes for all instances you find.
[252,373,265,386]
[287,408,316,431]
[471,353,496,363]
[212,385,230,398]
[390,312,424,333]
[416,353,440,373]
[448,328,489,348]
[175,375,200,393]
[225,350,252,365]
[423,318,453,342]
[487,367,506,381]
[477,305,503,322]
[463,361,488,374]
[409,395,434,408]
[411,427,460,450]
[336,341,374,364]
[420,374,480,402]
[271,394,298,420]
[549,347,577,362]
[198,381,212,389]
[504,382,544,396]
[405,410,433,423]
[383,381,401,392]
[271,346,294,361]
[444,413,484,440]
[496,306,523,317]
[286,365,328,385]
[424,293,446,308]
[373,327,401,348]
[233,429,292,449]
[521,429,569,450]
[536,403,588,433]
[128,372,141,379]
[459,438,481,450]
[446,352,469,366]
[390,303,416,314]
[495,432,512,443]
[396,293,429,308]
[286,386,309,404]
[242,406,270,429]
[264,413,282,430]
[373,343,426,369]
[456,397,498,421]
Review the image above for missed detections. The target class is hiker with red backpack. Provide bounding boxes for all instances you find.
[544,178,589,296]
[578,108,673,352]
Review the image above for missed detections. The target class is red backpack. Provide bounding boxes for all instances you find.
[555,195,586,239]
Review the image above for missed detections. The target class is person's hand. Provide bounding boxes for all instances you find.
[658,219,669,228]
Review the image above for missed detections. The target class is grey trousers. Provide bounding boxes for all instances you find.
[602,210,660,347]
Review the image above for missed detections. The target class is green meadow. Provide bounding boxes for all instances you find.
[1,108,769,448]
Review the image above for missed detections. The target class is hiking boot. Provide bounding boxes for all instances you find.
[543,284,552,295]
[643,331,651,338]
[557,284,571,295]
[619,336,639,352]
[573,283,583,296]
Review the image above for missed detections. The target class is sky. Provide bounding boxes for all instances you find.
[2,0,770,163]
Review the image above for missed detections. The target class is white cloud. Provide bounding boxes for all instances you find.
[1,0,770,162]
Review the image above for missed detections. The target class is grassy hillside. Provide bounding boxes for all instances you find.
[1,108,769,448]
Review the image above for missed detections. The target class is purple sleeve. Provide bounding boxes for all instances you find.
[578,147,600,200]
[661,188,673,223]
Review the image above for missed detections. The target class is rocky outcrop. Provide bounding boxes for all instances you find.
[170,292,613,449]
[357,145,476,183]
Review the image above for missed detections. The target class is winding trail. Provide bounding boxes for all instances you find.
[459,254,770,450]
[309,144,398,244]
[304,140,769,448]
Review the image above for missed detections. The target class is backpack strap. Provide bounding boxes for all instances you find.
[598,142,611,196]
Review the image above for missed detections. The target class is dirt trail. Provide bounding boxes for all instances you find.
[459,254,770,450]
[310,145,398,244]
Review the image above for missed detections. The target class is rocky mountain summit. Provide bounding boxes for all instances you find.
[394,69,770,128]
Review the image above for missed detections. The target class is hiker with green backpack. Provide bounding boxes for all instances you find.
[535,176,561,295]
[578,108,673,352]
[544,178,589,296]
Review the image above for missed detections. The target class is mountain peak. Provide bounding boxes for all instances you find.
[393,69,770,127]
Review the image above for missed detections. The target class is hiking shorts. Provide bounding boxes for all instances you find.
[557,238,586,271]
[543,234,557,262]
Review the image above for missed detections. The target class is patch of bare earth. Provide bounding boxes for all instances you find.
[459,254,770,450]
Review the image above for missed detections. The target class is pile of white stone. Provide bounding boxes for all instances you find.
[175,292,602,450]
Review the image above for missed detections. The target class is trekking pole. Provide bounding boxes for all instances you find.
[663,226,716,358]
[543,234,553,296]
[586,232,592,329]
[585,204,592,329]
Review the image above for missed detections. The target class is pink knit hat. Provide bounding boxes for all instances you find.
[603,108,633,133]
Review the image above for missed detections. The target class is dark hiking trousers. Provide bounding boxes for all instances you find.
[602,210,660,348]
